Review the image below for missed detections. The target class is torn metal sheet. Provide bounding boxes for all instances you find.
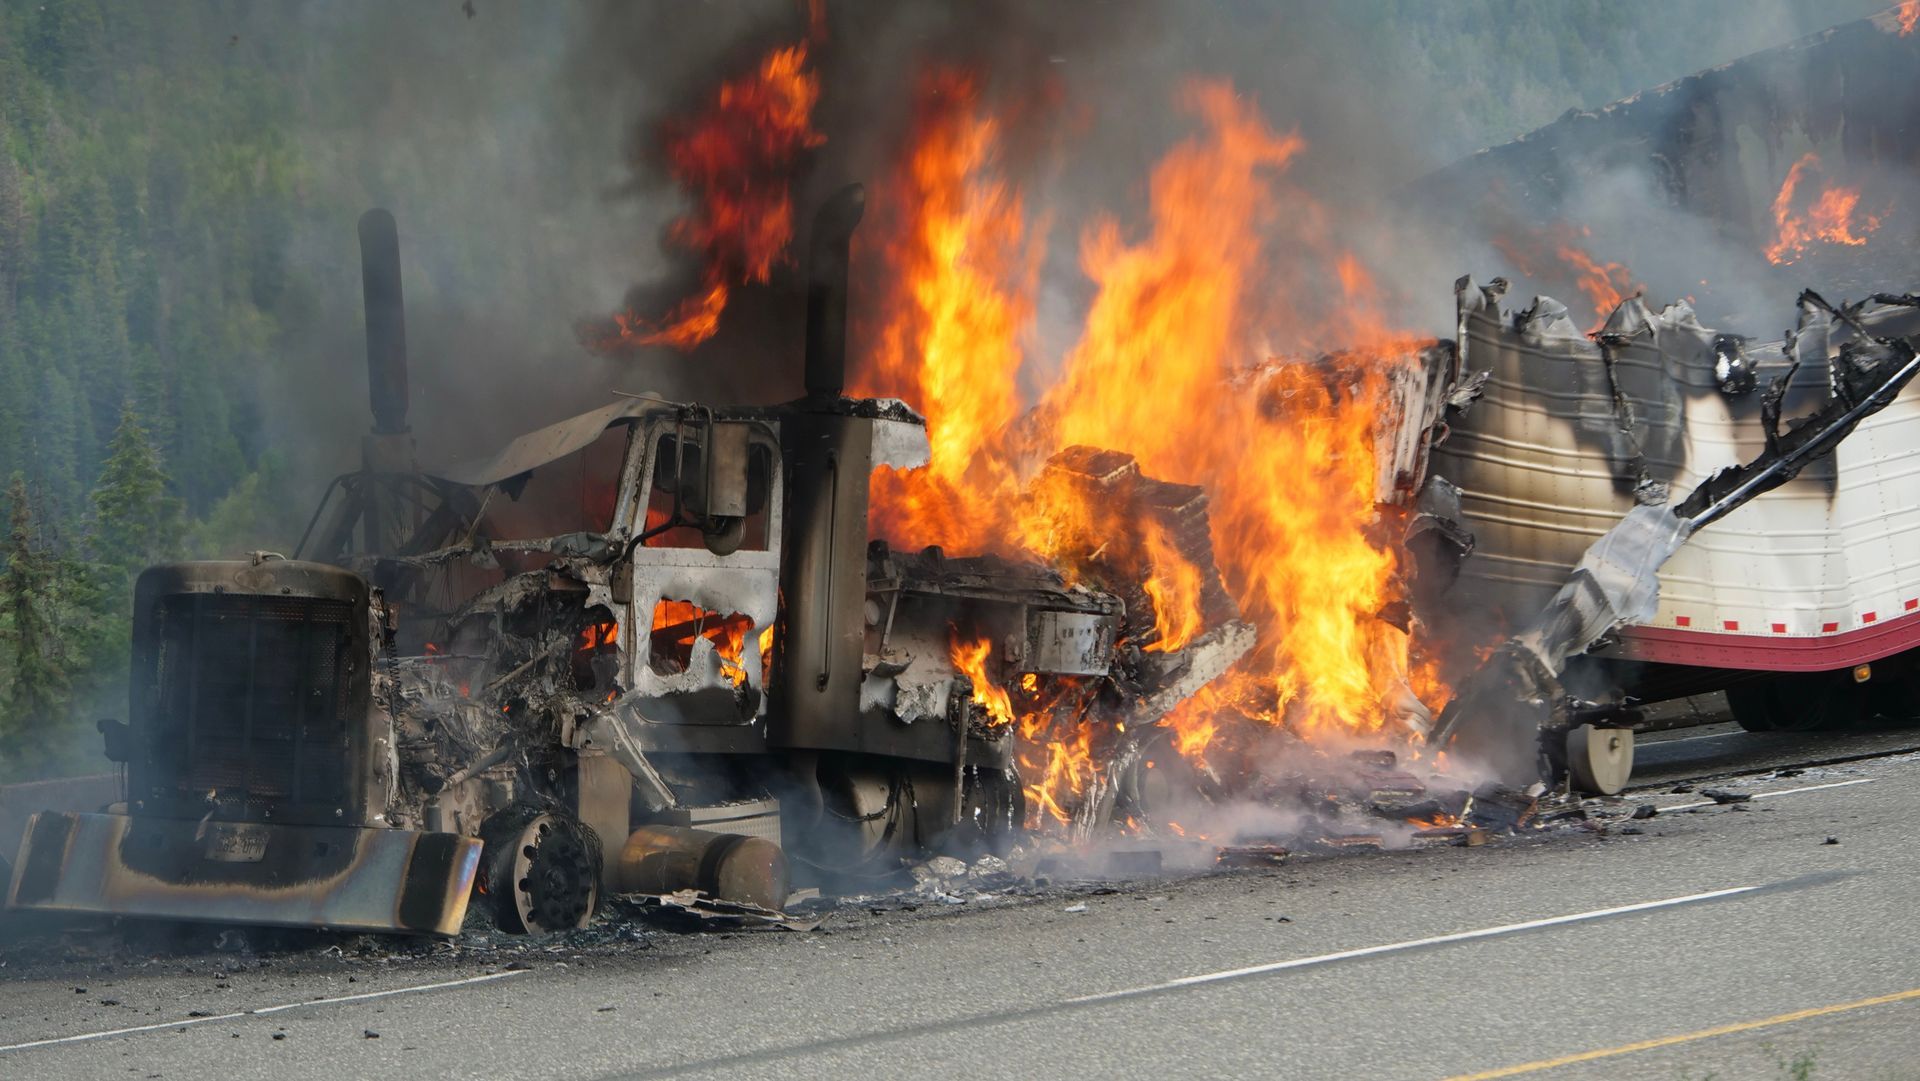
[1436,290,1920,782]
[1134,619,1257,720]
[614,889,818,931]
[432,399,652,488]
[1373,341,1464,505]
[1430,278,1920,663]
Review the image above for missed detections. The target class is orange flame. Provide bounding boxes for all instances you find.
[1897,1,1919,35]
[651,600,756,687]
[1027,722,1096,826]
[853,77,1438,824]
[598,43,824,351]
[860,69,1035,554]
[578,621,619,651]
[1165,683,1224,763]
[1555,239,1637,333]
[1495,224,1637,331]
[1765,152,1882,265]
[950,633,1015,728]
[1141,519,1203,653]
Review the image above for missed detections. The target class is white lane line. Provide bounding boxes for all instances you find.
[1660,777,1873,813]
[0,969,527,1054]
[1065,886,1758,1006]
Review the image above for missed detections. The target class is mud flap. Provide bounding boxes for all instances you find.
[6,812,480,936]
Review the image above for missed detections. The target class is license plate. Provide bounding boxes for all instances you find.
[202,823,270,863]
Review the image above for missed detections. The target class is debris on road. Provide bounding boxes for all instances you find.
[1216,845,1291,868]
[611,890,819,933]
[1464,784,1539,832]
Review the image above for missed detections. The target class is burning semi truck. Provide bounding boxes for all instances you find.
[8,175,1919,936]
[3,190,1257,935]
[13,7,1920,933]
[6,167,1917,937]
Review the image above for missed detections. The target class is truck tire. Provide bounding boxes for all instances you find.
[1726,674,1862,733]
[477,806,600,933]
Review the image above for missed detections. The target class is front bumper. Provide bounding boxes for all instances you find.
[7,812,480,936]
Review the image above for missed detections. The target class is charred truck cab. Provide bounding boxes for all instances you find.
[8,185,1214,935]
[10,559,480,935]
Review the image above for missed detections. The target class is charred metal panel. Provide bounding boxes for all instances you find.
[0,773,119,861]
[705,421,752,519]
[773,408,885,754]
[614,415,784,728]
[6,811,478,936]
[130,560,377,826]
[1373,342,1462,506]
[860,545,1124,753]
[1027,610,1114,675]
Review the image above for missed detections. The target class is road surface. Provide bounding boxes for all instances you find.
[3,747,1916,1080]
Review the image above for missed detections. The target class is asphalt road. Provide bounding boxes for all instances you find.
[3,752,1917,1080]
[1631,715,1920,789]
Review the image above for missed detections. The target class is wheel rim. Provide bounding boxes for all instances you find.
[504,814,598,933]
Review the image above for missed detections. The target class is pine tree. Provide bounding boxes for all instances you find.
[89,402,184,608]
[0,474,72,767]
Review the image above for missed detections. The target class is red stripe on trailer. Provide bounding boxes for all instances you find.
[1612,604,1920,671]
[1675,615,1691,627]
[1864,612,1878,624]
[1772,622,1787,634]
[1907,599,1918,612]
[1723,620,1740,631]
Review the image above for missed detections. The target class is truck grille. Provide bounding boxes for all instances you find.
[139,593,356,817]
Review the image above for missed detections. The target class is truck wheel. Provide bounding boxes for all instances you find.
[478,809,600,933]
[1565,725,1634,795]
[1726,674,1861,733]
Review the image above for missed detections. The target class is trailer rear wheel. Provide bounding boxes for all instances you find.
[1726,674,1861,733]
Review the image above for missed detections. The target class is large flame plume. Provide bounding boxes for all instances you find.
[597,42,825,351]
[859,69,1036,554]
[853,75,1437,824]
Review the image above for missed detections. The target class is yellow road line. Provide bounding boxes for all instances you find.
[1444,987,1920,1080]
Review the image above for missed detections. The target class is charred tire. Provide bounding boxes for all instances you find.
[478,807,601,934]
[1726,674,1863,733]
